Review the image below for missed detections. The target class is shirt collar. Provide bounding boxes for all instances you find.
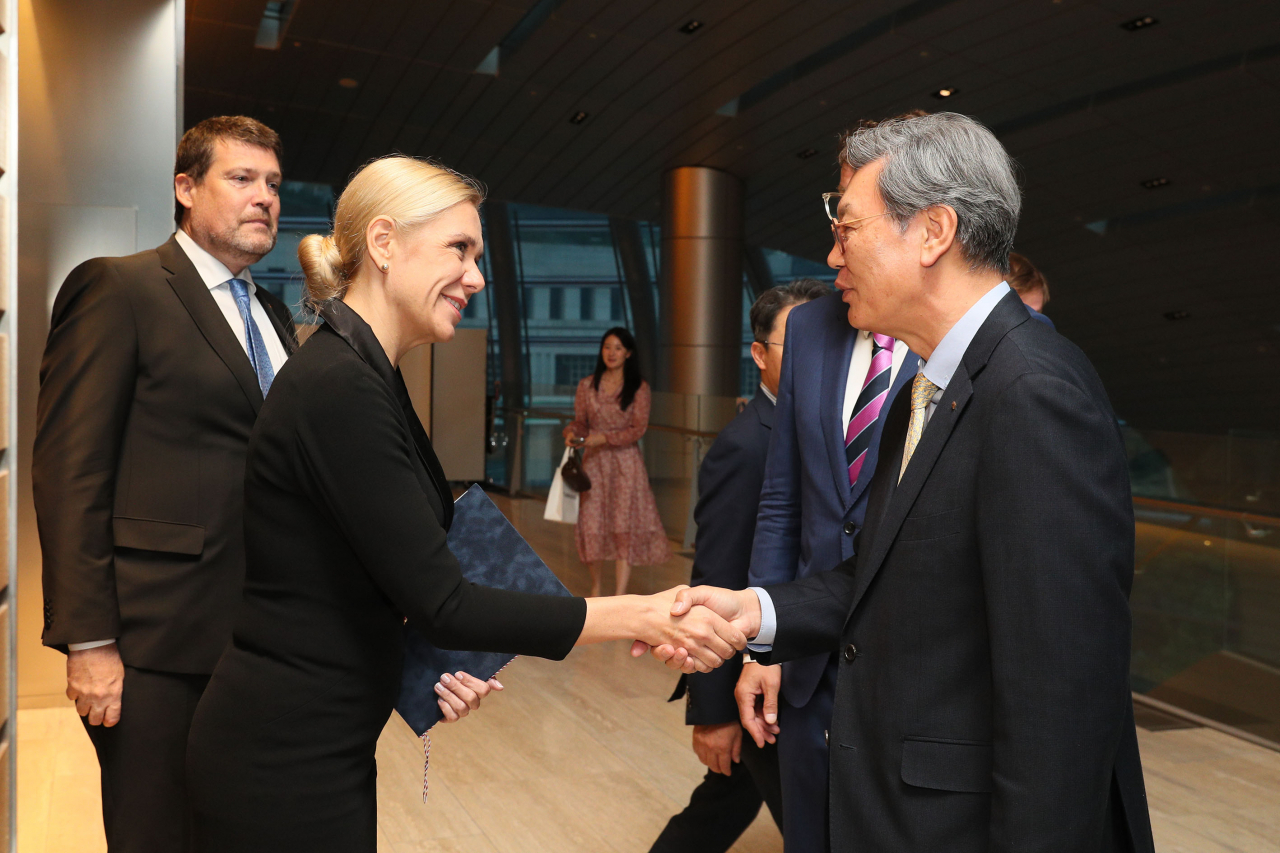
[919,282,1011,391]
[758,383,777,405]
[173,228,256,291]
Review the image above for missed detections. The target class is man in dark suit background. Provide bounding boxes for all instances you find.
[743,149,916,853]
[662,112,1155,852]
[649,279,828,853]
[34,116,298,852]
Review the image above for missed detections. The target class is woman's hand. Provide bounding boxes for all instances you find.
[631,586,763,671]
[584,433,607,448]
[434,671,503,723]
[632,586,747,674]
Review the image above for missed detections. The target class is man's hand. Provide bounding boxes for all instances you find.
[638,586,747,674]
[735,662,782,747]
[692,722,742,776]
[67,644,124,727]
[631,587,762,671]
[435,671,503,723]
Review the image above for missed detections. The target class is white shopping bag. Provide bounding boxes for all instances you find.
[543,447,580,524]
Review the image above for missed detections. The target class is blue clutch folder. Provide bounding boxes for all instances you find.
[395,484,571,736]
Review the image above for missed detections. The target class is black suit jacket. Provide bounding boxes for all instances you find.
[186,301,586,840]
[756,292,1154,853]
[672,391,775,725]
[35,235,298,674]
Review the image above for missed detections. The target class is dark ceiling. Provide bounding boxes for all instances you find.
[185,0,1280,434]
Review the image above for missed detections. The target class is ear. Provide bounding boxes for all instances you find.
[750,341,768,372]
[919,204,958,269]
[365,216,396,270]
[174,174,196,220]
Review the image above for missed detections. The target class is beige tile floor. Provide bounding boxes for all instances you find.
[17,495,1280,853]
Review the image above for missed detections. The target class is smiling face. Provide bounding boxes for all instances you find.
[387,202,485,346]
[600,334,630,370]
[826,158,923,336]
[177,139,281,274]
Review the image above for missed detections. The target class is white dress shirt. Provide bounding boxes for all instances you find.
[67,233,291,653]
[174,229,289,375]
[748,282,1011,650]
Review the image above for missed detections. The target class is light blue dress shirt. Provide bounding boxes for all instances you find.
[747,282,1011,651]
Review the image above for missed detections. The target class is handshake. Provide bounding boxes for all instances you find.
[624,586,763,674]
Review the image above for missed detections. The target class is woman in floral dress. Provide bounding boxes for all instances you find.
[564,327,671,596]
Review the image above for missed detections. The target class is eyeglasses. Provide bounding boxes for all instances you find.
[822,192,890,244]
[757,340,784,348]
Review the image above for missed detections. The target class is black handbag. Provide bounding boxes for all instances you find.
[561,447,592,493]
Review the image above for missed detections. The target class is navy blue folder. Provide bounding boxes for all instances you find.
[395,485,571,736]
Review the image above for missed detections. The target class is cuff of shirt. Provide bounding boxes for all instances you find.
[67,639,116,651]
[746,587,777,652]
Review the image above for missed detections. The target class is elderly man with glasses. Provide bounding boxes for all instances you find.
[710,130,921,853]
[657,111,1154,853]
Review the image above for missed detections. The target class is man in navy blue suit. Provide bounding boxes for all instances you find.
[649,280,829,853]
[740,151,918,853]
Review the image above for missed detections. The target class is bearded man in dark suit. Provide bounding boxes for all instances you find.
[34,116,298,852]
[654,112,1155,853]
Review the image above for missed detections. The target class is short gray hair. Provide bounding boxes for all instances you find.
[841,112,1020,275]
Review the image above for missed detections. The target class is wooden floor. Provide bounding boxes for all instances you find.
[16,494,1280,853]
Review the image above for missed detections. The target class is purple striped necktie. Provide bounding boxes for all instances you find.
[845,333,896,487]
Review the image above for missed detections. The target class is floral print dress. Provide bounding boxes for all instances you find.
[569,377,672,565]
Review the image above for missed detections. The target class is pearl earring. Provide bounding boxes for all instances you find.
[381,263,389,271]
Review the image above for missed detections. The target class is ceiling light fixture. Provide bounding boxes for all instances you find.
[569,111,589,125]
[1141,177,1170,190]
[932,87,957,99]
[1120,15,1158,31]
[797,148,818,160]
[679,20,703,34]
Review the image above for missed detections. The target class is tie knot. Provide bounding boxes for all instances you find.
[228,278,251,302]
[910,373,940,410]
[872,333,894,351]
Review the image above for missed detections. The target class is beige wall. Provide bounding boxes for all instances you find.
[16,0,182,705]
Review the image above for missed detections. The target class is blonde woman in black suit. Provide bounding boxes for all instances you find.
[185,155,749,852]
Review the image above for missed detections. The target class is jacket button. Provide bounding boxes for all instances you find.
[843,643,858,662]
[843,521,856,535]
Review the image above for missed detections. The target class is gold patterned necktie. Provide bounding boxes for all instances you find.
[899,372,941,483]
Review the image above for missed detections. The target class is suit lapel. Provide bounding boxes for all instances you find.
[844,291,1030,618]
[256,292,299,355]
[158,236,264,415]
[819,316,857,511]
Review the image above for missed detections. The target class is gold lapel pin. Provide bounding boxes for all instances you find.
[951,401,957,410]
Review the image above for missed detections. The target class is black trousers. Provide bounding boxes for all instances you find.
[648,732,783,853]
[81,666,210,853]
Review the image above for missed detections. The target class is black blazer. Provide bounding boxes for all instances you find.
[34,235,298,673]
[671,391,775,725]
[756,292,1155,853]
[186,301,586,846]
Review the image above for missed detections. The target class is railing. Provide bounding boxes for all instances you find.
[482,411,1280,748]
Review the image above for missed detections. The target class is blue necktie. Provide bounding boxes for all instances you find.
[228,278,276,397]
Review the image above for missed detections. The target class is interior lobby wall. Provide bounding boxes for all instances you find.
[16,0,182,705]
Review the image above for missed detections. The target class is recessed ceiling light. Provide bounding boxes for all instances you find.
[569,111,589,125]
[1120,15,1158,31]
[338,78,359,89]
[1141,177,1170,190]
[1163,310,1190,321]
[932,87,957,99]
[797,148,818,160]
[679,20,703,34]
